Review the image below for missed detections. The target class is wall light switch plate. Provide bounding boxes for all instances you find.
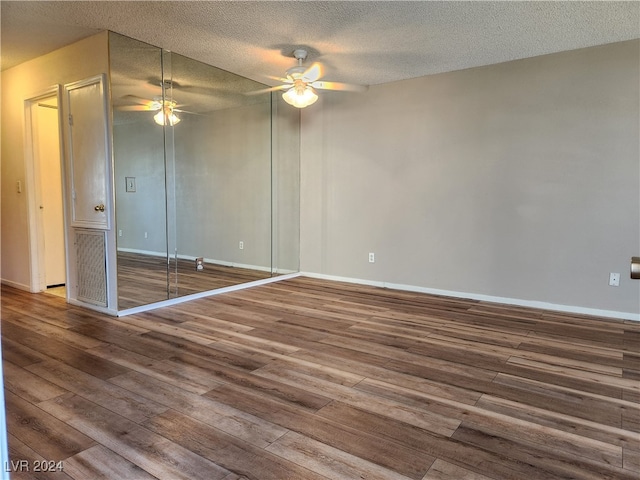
[125,176,136,192]
[609,272,620,287]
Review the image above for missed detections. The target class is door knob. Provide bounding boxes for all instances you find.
[632,257,640,280]
[94,204,105,212]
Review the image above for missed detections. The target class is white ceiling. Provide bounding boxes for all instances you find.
[1,1,639,87]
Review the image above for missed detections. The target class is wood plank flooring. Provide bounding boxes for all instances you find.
[2,277,639,479]
[117,252,273,309]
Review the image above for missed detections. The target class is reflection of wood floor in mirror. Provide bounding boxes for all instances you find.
[117,252,273,310]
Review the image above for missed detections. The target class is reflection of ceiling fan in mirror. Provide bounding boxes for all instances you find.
[250,49,368,108]
[116,79,207,126]
[117,95,188,126]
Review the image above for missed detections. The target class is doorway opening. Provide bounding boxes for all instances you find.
[25,88,67,297]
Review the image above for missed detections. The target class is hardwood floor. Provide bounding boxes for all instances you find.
[117,252,273,309]
[2,277,639,479]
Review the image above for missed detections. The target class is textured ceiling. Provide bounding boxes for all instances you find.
[1,1,639,87]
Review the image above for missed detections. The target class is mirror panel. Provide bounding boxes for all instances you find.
[166,51,274,297]
[110,34,169,309]
[110,32,298,311]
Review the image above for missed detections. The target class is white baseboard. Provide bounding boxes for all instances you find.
[117,247,166,257]
[1,279,32,292]
[118,272,301,317]
[116,247,275,273]
[300,272,640,322]
[67,298,118,317]
[1,279,120,317]
[175,252,273,274]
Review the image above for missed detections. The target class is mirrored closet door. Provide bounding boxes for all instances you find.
[109,32,299,311]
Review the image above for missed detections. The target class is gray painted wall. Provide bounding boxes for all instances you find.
[114,121,167,254]
[115,101,273,269]
[300,40,640,316]
[173,103,272,269]
[272,97,301,274]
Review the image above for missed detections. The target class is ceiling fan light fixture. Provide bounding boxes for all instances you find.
[153,104,181,126]
[248,46,364,105]
[282,84,318,108]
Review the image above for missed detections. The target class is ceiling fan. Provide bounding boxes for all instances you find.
[252,49,367,108]
[115,80,203,126]
[117,96,183,126]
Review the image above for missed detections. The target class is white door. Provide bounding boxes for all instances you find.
[65,74,113,309]
[32,97,66,286]
[65,75,110,229]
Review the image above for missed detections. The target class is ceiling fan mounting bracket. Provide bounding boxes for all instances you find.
[292,49,308,62]
[286,49,311,79]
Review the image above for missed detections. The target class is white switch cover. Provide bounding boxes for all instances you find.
[609,272,620,287]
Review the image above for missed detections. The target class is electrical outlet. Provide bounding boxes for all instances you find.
[609,272,620,287]
[118,229,123,237]
[368,252,375,263]
[239,241,244,250]
[144,232,148,239]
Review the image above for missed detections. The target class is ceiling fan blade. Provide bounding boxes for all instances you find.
[301,62,323,82]
[173,108,204,116]
[116,105,156,112]
[121,94,156,106]
[267,75,292,83]
[245,84,292,96]
[310,81,368,93]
